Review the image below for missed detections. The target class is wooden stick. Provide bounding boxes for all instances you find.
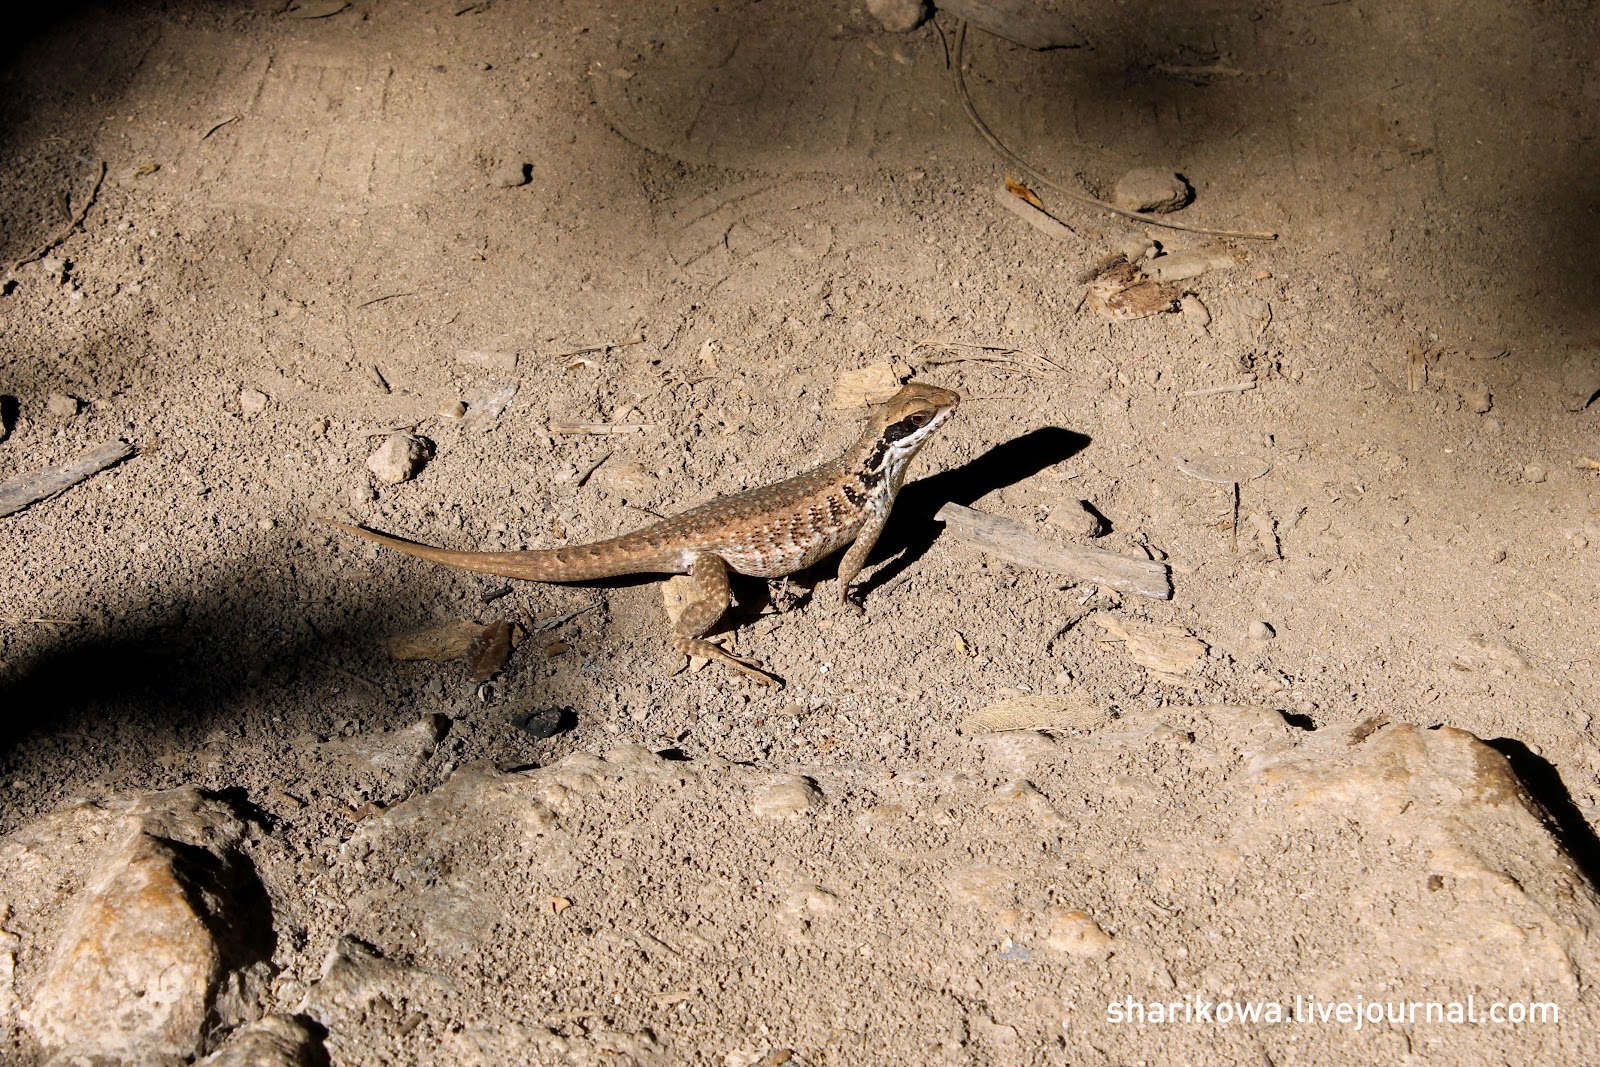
[10,160,107,272]
[936,503,1172,599]
[0,439,135,517]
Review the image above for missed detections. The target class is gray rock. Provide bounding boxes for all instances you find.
[366,433,433,484]
[1112,168,1192,214]
[239,387,270,416]
[13,789,266,1065]
[1049,500,1106,539]
[489,161,530,188]
[867,0,929,33]
[45,393,81,418]
[198,1015,323,1067]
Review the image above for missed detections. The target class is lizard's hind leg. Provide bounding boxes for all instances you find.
[669,553,782,688]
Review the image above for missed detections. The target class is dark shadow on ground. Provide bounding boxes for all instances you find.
[854,426,1090,600]
[1486,736,1600,890]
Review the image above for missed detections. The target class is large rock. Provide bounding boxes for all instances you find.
[311,712,1599,1064]
[2,788,273,1065]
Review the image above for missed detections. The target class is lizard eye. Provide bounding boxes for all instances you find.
[908,411,931,427]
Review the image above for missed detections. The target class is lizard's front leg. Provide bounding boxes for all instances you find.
[835,505,892,615]
[669,552,782,688]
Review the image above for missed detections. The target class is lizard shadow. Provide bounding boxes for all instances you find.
[809,426,1091,605]
[857,425,1092,598]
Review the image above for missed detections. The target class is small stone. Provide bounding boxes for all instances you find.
[1463,382,1492,414]
[1118,235,1155,263]
[1045,909,1113,958]
[440,399,468,420]
[749,776,822,818]
[1488,547,1507,564]
[1179,294,1211,329]
[1049,500,1106,539]
[512,707,571,738]
[197,1014,321,1067]
[866,0,928,32]
[1248,620,1276,641]
[1111,168,1192,214]
[45,392,81,417]
[490,161,530,188]
[239,387,270,416]
[1522,463,1547,484]
[366,433,433,484]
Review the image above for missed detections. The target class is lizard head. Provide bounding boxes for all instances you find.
[867,381,960,477]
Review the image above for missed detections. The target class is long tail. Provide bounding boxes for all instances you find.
[323,520,680,582]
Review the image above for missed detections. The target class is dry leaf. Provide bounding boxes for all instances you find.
[1004,175,1045,211]
[467,619,514,682]
[1084,260,1181,320]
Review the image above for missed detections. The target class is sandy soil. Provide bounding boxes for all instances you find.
[1,0,1598,1063]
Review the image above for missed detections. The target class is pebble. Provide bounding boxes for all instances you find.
[512,707,572,739]
[1488,547,1507,564]
[749,775,822,818]
[239,387,270,416]
[45,392,81,417]
[1522,463,1547,484]
[197,1015,320,1067]
[1049,500,1106,539]
[1463,382,1492,413]
[865,0,928,32]
[1111,168,1191,214]
[366,433,433,484]
[1118,235,1155,263]
[1045,909,1113,958]
[1248,620,1276,641]
[489,161,530,188]
[1179,294,1211,329]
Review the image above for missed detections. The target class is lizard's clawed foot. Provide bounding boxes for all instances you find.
[841,588,866,617]
[673,634,783,688]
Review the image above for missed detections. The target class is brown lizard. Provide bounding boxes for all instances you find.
[328,382,959,686]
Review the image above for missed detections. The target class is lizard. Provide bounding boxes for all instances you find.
[327,381,960,687]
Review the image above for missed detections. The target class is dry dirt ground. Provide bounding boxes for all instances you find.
[2,0,1599,1064]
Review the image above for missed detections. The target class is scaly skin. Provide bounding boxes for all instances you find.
[328,382,959,685]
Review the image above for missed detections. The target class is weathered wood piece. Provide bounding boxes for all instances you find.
[0,439,134,517]
[936,502,1172,600]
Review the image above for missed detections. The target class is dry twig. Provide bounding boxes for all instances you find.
[10,160,107,273]
[949,22,1276,241]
